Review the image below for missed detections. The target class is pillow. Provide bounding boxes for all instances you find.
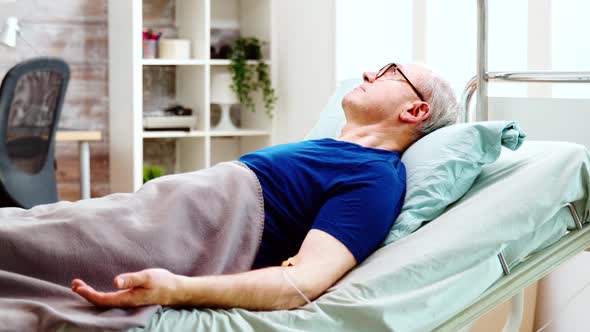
[383,121,526,245]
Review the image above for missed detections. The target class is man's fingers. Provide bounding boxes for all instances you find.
[71,270,163,307]
[114,270,149,289]
[71,279,87,291]
[74,283,141,307]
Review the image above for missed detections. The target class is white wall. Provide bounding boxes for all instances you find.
[273,0,336,144]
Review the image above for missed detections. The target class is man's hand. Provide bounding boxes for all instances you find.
[71,268,181,307]
[71,230,355,310]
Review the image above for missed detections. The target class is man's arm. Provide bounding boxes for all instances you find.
[72,229,356,310]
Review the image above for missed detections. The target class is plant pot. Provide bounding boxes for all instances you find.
[244,44,262,60]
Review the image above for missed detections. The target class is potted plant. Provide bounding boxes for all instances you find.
[229,37,277,117]
[143,165,165,183]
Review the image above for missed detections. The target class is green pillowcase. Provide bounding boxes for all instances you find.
[383,121,526,245]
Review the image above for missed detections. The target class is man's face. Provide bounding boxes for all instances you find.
[342,63,427,125]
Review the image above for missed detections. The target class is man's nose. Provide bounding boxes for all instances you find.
[363,71,377,83]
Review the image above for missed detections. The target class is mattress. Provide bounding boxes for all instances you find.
[59,141,590,332]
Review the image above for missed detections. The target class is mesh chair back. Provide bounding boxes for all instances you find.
[6,70,64,174]
[0,58,69,208]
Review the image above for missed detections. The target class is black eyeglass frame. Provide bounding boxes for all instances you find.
[375,63,426,102]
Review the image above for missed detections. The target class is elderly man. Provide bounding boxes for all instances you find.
[69,63,459,311]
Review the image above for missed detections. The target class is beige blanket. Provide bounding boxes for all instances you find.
[0,161,265,331]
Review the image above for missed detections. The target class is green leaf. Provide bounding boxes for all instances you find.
[143,165,165,183]
[228,37,277,117]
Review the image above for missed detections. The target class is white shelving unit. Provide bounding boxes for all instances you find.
[108,0,277,193]
[142,59,208,66]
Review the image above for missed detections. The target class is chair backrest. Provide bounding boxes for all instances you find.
[0,57,70,208]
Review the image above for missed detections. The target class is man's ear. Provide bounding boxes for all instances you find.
[399,102,430,124]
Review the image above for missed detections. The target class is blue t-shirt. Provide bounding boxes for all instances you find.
[239,138,406,268]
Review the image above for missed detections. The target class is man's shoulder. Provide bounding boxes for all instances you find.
[355,157,406,181]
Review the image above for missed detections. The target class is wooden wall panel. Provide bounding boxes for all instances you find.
[143,0,175,27]
[0,0,178,201]
[0,0,107,24]
[1,1,108,202]
[0,24,108,64]
[143,66,176,113]
[143,139,177,176]
[60,64,109,133]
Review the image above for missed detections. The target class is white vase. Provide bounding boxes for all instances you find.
[213,103,238,131]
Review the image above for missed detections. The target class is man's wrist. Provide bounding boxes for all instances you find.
[172,275,192,305]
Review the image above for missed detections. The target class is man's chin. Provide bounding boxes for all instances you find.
[341,98,351,112]
[341,91,359,109]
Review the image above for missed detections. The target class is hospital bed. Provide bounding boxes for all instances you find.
[59,1,590,331]
[436,1,590,331]
[73,143,585,332]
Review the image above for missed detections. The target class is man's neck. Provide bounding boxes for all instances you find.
[337,123,411,152]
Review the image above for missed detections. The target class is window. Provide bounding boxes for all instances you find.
[426,0,476,95]
[426,0,527,97]
[335,0,413,82]
[552,0,590,98]
[335,0,587,99]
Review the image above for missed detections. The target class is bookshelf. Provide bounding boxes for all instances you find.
[108,0,277,192]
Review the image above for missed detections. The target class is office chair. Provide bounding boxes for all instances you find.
[0,57,70,208]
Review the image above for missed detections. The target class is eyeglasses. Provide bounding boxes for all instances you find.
[375,63,425,102]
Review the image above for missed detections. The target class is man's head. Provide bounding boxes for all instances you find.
[341,63,459,149]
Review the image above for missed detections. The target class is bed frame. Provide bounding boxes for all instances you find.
[433,1,590,331]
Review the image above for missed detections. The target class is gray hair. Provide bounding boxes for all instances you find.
[414,72,460,138]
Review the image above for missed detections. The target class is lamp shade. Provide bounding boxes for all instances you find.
[0,16,20,47]
[0,17,19,48]
[211,71,239,104]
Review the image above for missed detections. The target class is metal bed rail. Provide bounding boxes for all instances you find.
[446,1,590,331]
[461,71,590,123]
[473,0,590,122]
[434,205,590,331]
[493,204,582,332]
